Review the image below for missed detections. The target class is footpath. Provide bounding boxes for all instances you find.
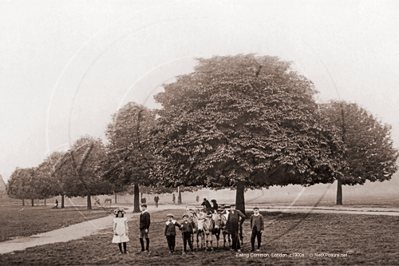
[0,204,183,255]
[1,204,399,254]
[258,205,399,216]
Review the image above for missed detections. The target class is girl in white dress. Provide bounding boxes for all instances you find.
[112,208,129,254]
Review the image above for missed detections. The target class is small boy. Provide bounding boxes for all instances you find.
[139,204,151,252]
[164,213,181,253]
[180,213,195,254]
[250,206,264,252]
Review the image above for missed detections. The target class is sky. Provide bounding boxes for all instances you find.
[1,0,399,188]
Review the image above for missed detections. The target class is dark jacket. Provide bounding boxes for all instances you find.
[165,220,181,236]
[201,200,212,209]
[201,200,212,214]
[140,211,151,230]
[180,220,195,233]
[250,214,264,232]
[226,210,246,234]
[211,202,219,211]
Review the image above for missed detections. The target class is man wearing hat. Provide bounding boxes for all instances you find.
[211,199,219,212]
[180,213,195,254]
[201,198,212,214]
[226,204,246,252]
[164,213,180,253]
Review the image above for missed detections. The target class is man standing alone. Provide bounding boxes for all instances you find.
[250,206,264,251]
[139,204,151,252]
[226,204,246,252]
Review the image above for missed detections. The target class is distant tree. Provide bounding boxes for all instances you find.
[35,152,66,206]
[321,100,399,205]
[7,168,26,205]
[0,174,6,197]
[46,151,69,208]
[58,136,113,209]
[101,102,157,212]
[153,54,344,214]
[7,167,38,206]
[31,170,52,206]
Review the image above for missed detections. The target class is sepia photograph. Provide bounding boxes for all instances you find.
[1,0,398,265]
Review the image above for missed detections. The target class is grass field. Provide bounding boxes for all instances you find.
[1,209,398,265]
[0,205,112,242]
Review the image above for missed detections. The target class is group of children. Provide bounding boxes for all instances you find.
[112,204,265,255]
[164,213,195,254]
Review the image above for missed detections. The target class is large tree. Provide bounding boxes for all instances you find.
[153,54,344,214]
[101,102,157,212]
[7,167,38,206]
[34,152,65,206]
[58,136,113,209]
[34,151,70,207]
[321,100,398,205]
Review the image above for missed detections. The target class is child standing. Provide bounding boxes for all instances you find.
[112,208,129,254]
[139,204,151,252]
[250,206,264,252]
[180,213,195,254]
[164,213,181,253]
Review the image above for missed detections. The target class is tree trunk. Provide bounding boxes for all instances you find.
[236,181,246,215]
[61,194,65,208]
[44,198,46,206]
[22,198,25,206]
[177,190,183,204]
[133,184,140,213]
[337,103,345,206]
[31,198,34,207]
[115,192,117,204]
[336,178,343,205]
[87,193,92,210]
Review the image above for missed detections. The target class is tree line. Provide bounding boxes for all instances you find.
[7,54,398,213]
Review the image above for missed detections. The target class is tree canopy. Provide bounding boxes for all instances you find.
[152,54,344,213]
[101,102,157,211]
[56,136,113,209]
[321,100,398,204]
[35,151,66,201]
[7,167,37,206]
[102,102,156,186]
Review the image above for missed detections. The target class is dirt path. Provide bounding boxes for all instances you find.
[1,204,398,254]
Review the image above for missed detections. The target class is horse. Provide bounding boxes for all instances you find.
[211,211,222,248]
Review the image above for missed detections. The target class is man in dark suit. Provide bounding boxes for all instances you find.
[139,204,151,252]
[226,204,246,252]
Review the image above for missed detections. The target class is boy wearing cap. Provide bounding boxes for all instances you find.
[180,213,195,254]
[164,213,181,253]
[250,207,264,252]
[139,204,151,252]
